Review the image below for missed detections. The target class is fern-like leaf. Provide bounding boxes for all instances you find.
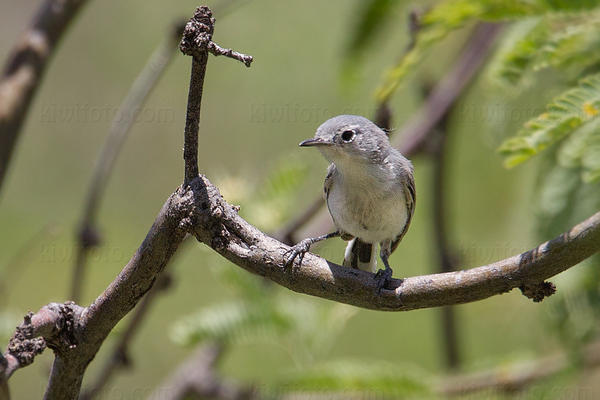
[499,73,600,167]
[535,14,600,71]
[491,18,550,85]
[375,0,600,102]
[558,117,600,182]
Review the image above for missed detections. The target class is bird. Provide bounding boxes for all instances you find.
[284,115,415,290]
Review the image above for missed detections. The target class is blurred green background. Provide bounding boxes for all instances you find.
[1,0,599,398]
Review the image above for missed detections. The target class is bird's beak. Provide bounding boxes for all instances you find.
[299,138,331,147]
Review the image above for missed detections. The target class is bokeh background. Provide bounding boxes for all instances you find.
[1,0,599,399]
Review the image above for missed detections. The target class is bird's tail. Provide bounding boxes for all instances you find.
[343,238,377,272]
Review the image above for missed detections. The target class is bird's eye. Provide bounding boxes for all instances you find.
[341,130,355,142]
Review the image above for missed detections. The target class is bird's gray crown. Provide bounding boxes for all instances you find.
[301,115,393,164]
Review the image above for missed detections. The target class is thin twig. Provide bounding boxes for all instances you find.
[0,0,90,196]
[278,22,502,244]
[69,20,185,303]
[208,42,253,67]
[180,6,252,185]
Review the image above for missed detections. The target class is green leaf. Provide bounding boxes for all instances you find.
[499,73,600,167]
[535,14,600,72]
[375,0,600,102]
[490,18,550,85]
[558,117,600,182]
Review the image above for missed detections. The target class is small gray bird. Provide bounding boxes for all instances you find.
[284,115,415,289]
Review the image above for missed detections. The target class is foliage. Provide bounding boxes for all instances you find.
[344,0,600,177]
[490,11,600,82]
[171,261,359,362]
[499,73,600,173]
[527,146,600,363]
[374,0,600,102]
[490,18,550,85]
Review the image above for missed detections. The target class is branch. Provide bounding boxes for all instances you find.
[392,23,501,152]
[0,0,89,195]
[1,7,250,399]
[79,273,173,400]
[147,344,253,400]
[275,22,502,243]
[427,84,461,370]
[179,6,252,185]
[438,340,600,396]
[188,173,600,310]
[1,187,189,398]
[1,303,84,381]
[70,20,186,303]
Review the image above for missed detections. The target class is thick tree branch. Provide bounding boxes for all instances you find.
[1,303,84,382]
[70,20,186,303]
[39,189,187,399]
[189,174,600,310]
[1,188,188,398]
[79,273,173,400]
[0,0,89,195]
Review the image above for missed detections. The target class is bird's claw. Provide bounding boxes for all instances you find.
[374,268,393,292]
[283,239,312,267]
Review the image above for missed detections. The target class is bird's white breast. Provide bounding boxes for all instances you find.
[326,160,408,244]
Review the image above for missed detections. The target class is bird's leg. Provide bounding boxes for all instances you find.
[375,241,394,291]
[284,231,340,267]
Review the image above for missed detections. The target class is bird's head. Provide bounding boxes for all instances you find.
[299,115,390,164]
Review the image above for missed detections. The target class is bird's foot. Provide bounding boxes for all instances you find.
[374,267,393,293]
[283,238,313,267]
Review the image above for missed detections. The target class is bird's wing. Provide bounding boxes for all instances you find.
[323,163,337,200]
[324,163,353,240]
[390,169,416,254]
